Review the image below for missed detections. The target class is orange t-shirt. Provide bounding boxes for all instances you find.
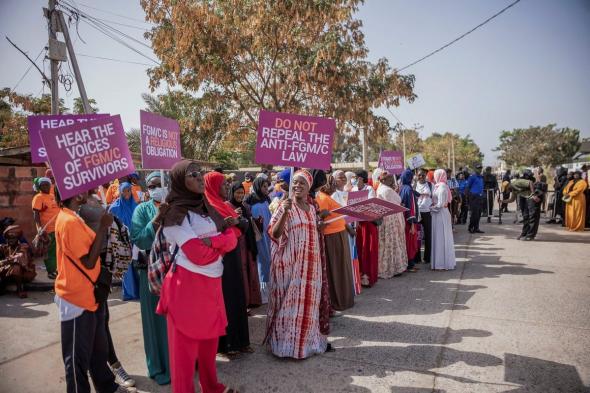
[316,192,346,235]
[54,208,99,311]
[242,181,252,195]
[131,184,143,203]
[32,192,60,233]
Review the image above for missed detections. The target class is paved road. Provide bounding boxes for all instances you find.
[1,211,589,392]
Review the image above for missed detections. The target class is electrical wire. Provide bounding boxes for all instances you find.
[10,47,46,93]
[398,0,521,72]
[76,53,154,67]
[73,1,153,25]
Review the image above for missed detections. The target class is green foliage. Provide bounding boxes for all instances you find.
[495,124,581,167]
[72,97,99,114]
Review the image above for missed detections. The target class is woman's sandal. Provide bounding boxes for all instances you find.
[325,343,336,353]
[239,346,255,354]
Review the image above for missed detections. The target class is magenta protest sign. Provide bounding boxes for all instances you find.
[140,110,182,169]
[40,115,135,200]
[378,150,404,175]
[332,197,407,221]
[255,110,335,170]
[27,114,110,163]
[343,190,369,223]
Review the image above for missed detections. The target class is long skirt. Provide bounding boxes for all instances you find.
[324,230,354,311]
[431,208,456,270]
[356,221,379,287]
[378,214,408,278]
[218,246,250,353]
[237,235,262,307]
[138,268,171,385]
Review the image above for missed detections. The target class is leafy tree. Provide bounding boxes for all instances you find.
[495,125,580,167]
[141,0,416,163]
[394,127,424,158]
[126,127,141,154]
[72,97,99,114]
[423,132,483,169]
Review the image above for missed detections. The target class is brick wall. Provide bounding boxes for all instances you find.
[0,166,45,241]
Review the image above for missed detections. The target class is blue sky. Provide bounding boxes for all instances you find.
[1,0,589,165]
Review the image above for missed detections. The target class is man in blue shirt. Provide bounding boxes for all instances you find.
[457,172,469,224]
[466,164,485,233]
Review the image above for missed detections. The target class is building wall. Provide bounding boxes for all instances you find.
[0,166,43,241]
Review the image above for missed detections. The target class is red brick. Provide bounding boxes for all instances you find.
[0,167,13,178]
[15,167,33,178]
[19,181,34,192]
[0,195,10,207]
[14,194,34,207]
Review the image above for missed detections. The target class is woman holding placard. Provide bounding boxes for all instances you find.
[352,169,379,287]
[376,171,408,278]
[266,169,328,359]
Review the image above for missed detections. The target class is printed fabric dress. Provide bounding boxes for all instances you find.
[265,203,327,359]
[376,184,408,278]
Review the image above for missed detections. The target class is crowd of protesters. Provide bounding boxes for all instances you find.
[0,160,588,393]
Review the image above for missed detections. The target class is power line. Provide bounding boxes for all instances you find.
[76,53,154,67]
[72,1,152,25]
[10,47,46,93]
[59,6,159,65]
[398,0,521,72]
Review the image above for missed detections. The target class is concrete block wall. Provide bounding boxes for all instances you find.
[0,167,44,241]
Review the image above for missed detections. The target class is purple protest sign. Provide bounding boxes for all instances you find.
[255,110,335,170]
[140,110,182,170]
[40,115,135,200]
[27,114,110,163]
[378,150,404,175]
[343,189,369,224]
[333,197,407,221]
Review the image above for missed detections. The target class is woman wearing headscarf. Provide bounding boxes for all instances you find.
[228,182,262,308]
[501,170,512,213]
[269,168,291,214]
[108,182,138,230]
[204,171,252,356]
[376,171,408,278]
[563,170,588,232]
[400,169,420,272]
[0,225,36,298]
[245,177,272,304]
[130,171,171,386]
[109,181,139,301]
[316,175,354,311]
[352,169,379,287]
[430,169,456,270]
[344,171,355,192]
[265,169,329,359]
[155,160,238,393]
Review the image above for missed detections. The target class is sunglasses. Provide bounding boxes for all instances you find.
[185,171,201,178]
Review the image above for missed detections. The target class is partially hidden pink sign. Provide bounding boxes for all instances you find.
[378,150,404,175]
[255,110,335,170]
[40,115,135,200]
[140,110,182,170]
[27,113,110,163]
[332,197,407,221]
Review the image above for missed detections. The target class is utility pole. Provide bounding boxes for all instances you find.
[451,138,456,174]
[47,0,59,115]
[45,1,92,114]
[402,128,407,164]
[362,127,369,171]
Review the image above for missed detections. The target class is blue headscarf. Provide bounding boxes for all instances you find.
[146,171,161,183]
[399,169,417,220]
[108,182,137,229]
[277,168,291,184]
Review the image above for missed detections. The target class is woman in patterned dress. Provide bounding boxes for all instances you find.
[265,169,329,359]
[376,171,408,278]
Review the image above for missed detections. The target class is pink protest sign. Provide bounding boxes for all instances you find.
[345,190,369,223]
[255,110,335,170]
[140,110,182,169]
[40,115,135,200]
[27,114,110,163]
[333,197,407,221]
[378,150,404,175]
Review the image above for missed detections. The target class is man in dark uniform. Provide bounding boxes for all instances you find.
[482,166,498,223]
[466,164,485,234]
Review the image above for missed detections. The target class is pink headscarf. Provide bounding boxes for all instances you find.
[433,168,452,203]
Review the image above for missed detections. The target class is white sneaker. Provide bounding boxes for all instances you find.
[112,363,136,388]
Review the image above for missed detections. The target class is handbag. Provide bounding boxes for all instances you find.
[562,195,572,203]
[31,215,56,258]
[66,255,112,304]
